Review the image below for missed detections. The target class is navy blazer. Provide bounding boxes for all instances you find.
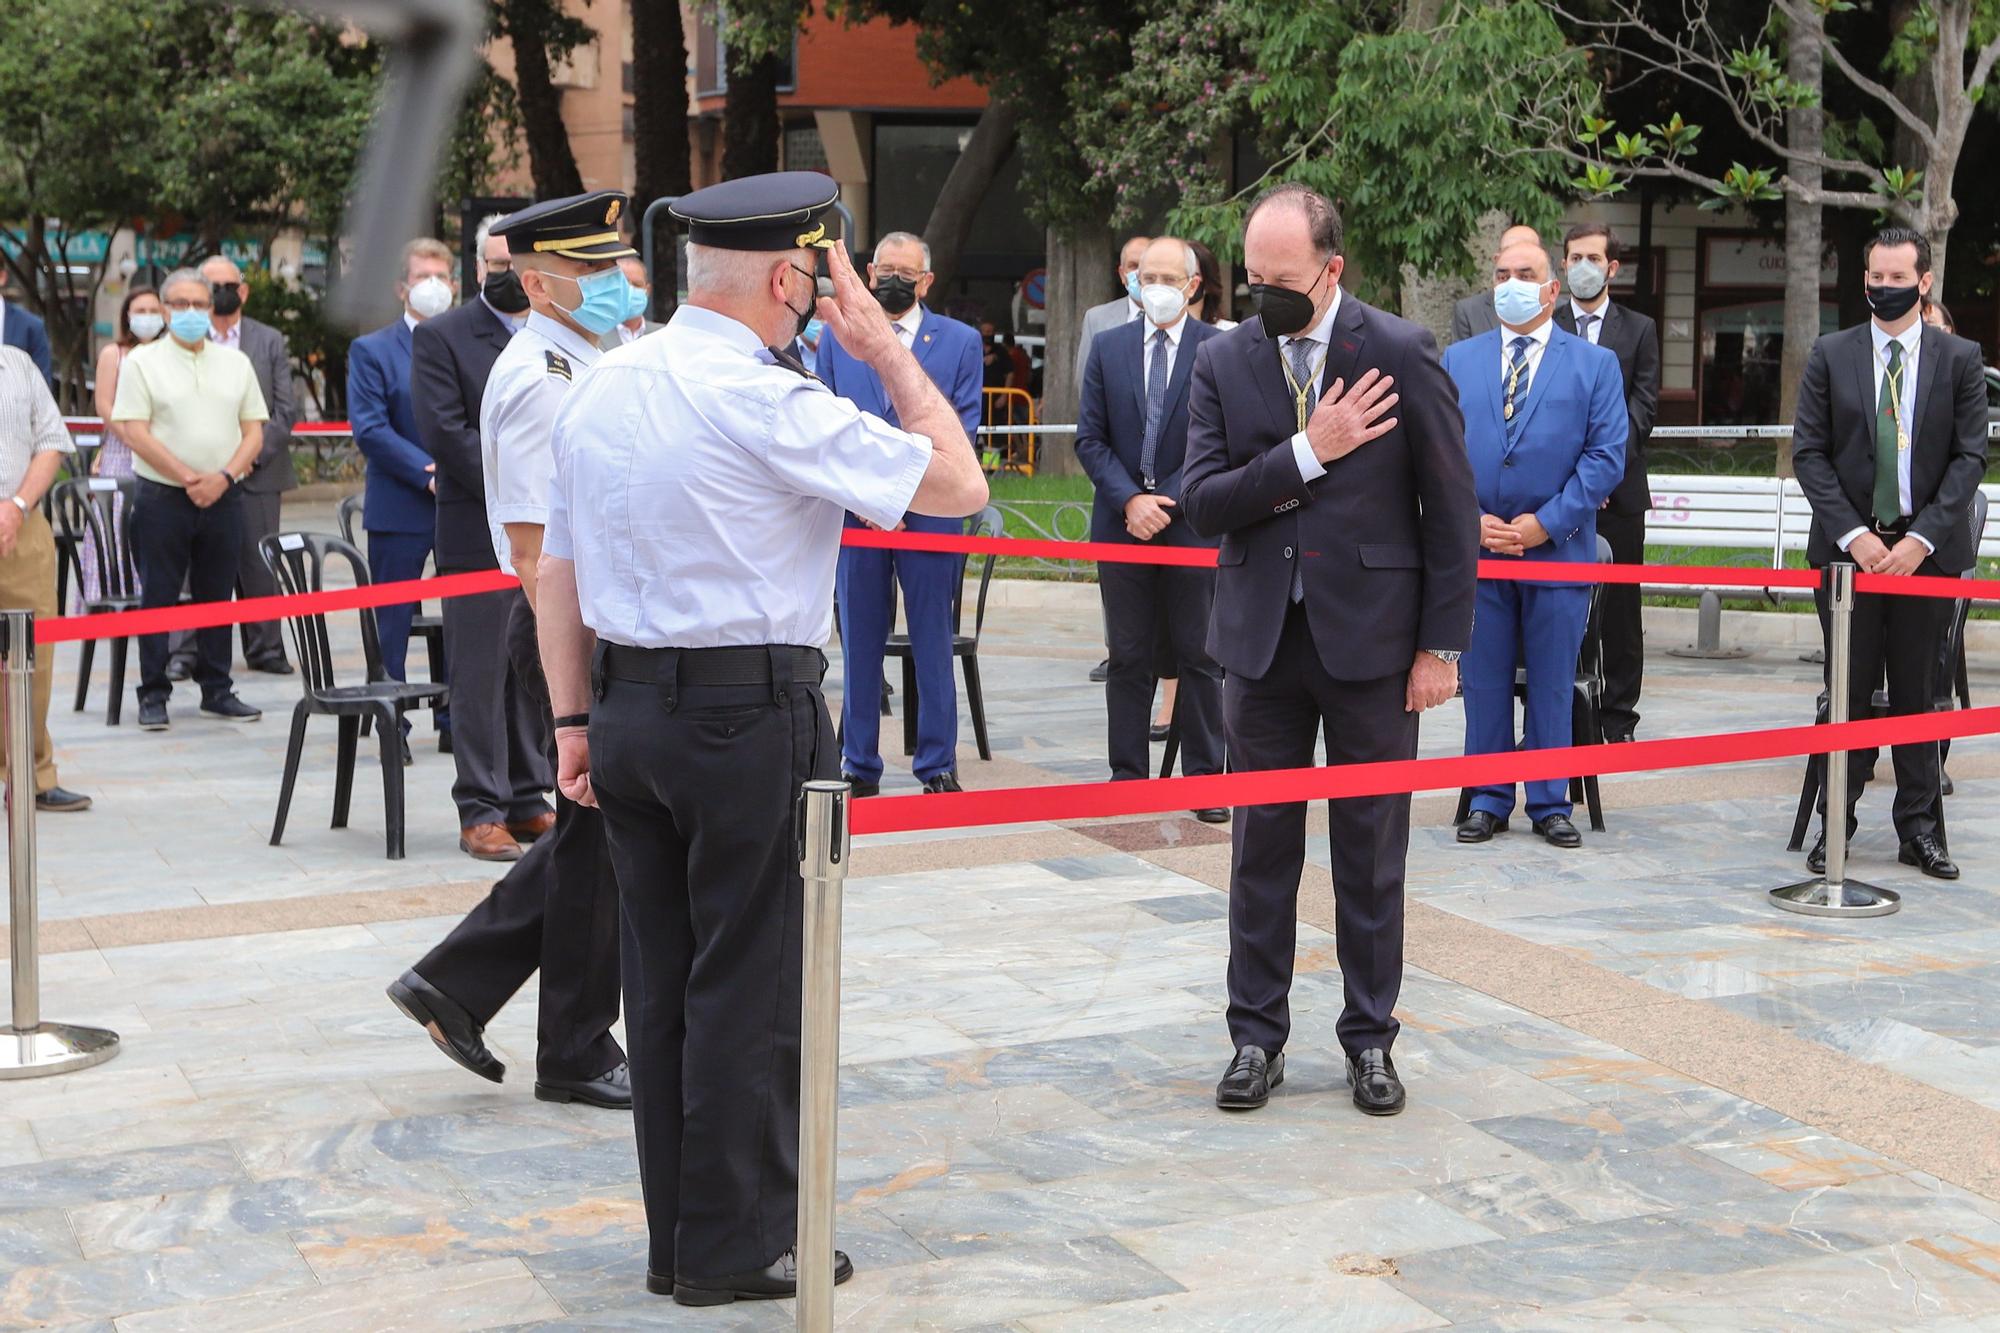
[816,305,984,440]
[1440,325,1626,582]
[2,302,53,390]
[1074,315,1221,547]
[347,318,437,536]
[411,299,515,572]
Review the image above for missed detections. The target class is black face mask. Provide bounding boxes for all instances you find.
[210,282,243,317]
[482,269,529,314]
[873,274,919,316]
[1249,271,1326,339]
[1865,282,1923,322]
[785,263,817,340]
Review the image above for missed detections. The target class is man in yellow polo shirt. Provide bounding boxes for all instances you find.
[110,267,269,730]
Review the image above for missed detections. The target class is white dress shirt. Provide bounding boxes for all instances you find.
[545,304,933,649]
[1569,298,1608,344]
[403,311,420,333]
[208,319,241,350]
[1142,312,1188,388]
[1497,314,1555,396]
[1835,318,1930,553]
[1286,288,1344,483]
[479,310,600,569]
[892,303,925,348]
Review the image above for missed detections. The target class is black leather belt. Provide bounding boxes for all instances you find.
[599,642,824,686]
[1872,519,1911,538]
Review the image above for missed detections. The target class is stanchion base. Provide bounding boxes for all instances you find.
[1666,645,1752,660]
[1768,878,1901,918]
[0,1023,120,1079]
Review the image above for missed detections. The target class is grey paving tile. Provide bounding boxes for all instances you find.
[0,1235,313,1328]
[112,1256,565,1332]
[831,1235,1182,1327]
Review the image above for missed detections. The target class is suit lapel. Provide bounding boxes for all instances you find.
[1913,323,1943,451]
[1553,305,1576,337]
[1317,294,1367,406]
[475,304,514,353]
[1848,327,1877,448]
[1511,327,1565,441]
[1162,321,1202,421]
[1246,320,1299,444]
[1130,320,1150,420]
[1478,332,1506,438]
[910,307,940,371]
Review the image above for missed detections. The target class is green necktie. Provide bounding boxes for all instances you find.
[1873,339,1903,525]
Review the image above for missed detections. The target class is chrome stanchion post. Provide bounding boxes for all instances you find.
[2,609,120,1077]
[796,779,849,1332]
[1771,564,1900,917]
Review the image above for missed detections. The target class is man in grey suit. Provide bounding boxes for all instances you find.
[1447,224,1543,346]
[168,255,297,676]
[1075,234,1151,376]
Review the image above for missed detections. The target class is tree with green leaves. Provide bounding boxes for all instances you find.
[491,0,594,198]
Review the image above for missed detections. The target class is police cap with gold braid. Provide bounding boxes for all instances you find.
[669,171,842,252]
[492,190,639,261]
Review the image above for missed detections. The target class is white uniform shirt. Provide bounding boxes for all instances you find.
[479,311,600,570]
[546,304,933,649]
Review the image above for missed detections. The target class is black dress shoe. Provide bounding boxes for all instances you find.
[137,699,170,731]
[387,970,504,1083]
[35,786,92,812]
[1192,807,1229,824]
[437,730,454,755]
[1150,722,1171,742]
[1533,814,1582,848]
[1089,657,1109,683]
[536,1060,633,1109]
[842,772,879,798]
[1347,1048,1406,1116]
[199,694,262,722]
[165,658,193,682]
[1456,810,1506,843]
[922,771,962,794]
[1215,1045,1283,1110]
[661,1247,854,1305]
[1899,832,1959,880]
[1807,817,1857,875]
[1940,771,1954,797]
[246,657,294,675]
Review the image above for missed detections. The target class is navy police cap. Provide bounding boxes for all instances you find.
[492,190,639,261]
[670,171,842,251]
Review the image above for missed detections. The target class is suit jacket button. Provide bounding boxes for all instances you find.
[1284,546,1294,559]
[1503,457,1515,467]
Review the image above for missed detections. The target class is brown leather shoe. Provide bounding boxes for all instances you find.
[460,822,524,861]
[506,811,556,843]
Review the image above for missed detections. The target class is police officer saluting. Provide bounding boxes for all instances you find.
[536,173,987,1303]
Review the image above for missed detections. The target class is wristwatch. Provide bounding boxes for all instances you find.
[1424,649,1462,665]
[8,495,27,516]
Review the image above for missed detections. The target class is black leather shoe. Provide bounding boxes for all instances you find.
[165,658,192,682]
[842,772,879,798]
[199,694,262,722]
[1089,658,1109,683]
[387,970,504,1083]
[137,700,169,731]
[1533,814,1582,848]
[438,730,454,755]
[1940,771,1954,797]
[1348,1048,1406,1116]
[536,1060,633,1109]
[246,657,294,675]
[1807,817,1857,875]
[35,787,92,813]
[1899,832,1959,880]
[400,736,414,767]
[1192,807,1229,824]
[1456,810,1506,843]
[662,1247,853,1305]
[922,771,962,794]
[1215,1045,1283,1110]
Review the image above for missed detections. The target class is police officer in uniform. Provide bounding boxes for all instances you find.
[387,191,632,1110]
[535,172,987,1304]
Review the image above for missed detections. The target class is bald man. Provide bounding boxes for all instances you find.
[1448,225,1545,346]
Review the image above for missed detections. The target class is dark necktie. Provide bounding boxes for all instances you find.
[1504,335,1534,425]
[1576,312,1597,344]
[1285,336,1319,428]
[1139,328,1170,487]
[1874,339,1904,524]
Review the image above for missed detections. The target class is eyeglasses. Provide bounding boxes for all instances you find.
[164,298,212,312]
[873,267,927,282]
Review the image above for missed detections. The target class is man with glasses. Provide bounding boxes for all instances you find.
[109,268,267,730]
[816,231,984,795]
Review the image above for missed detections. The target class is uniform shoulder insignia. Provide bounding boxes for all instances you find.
[545,350,573,382]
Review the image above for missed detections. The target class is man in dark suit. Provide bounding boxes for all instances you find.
[1183,184,1479,1118]
[349,237,455,757]
[1076,237,1226,814]
[1553,224,1659,743]
[411,215,550,861]
[0,295,53,391]
[1448,224,1542,345]
[1444,239,1626,849]
[1792,226,1987,881]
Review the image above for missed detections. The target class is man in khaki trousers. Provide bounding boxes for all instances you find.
[0,346,90,811]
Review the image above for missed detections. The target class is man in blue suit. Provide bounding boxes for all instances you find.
[1,294,54,392]
[348,237,455,750]
[818,231,983,795]
[1442,237,1626,848]
[1076,237,1226,817]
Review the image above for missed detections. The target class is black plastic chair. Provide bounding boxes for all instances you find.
[885,506,1001,762]
[1786,491,1986,852]
[1453,535,1613,832]
[51,476,143,725]
[336,493,447,731]
[259,533,449,860]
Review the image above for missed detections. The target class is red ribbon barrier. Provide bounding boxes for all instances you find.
[1855,570,2000,602]
[848,704,2000,836]
[33,570,518,644]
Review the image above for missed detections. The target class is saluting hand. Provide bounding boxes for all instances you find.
[818,243,899,366]
[1306,368,1398,465]
[555,727,596,808]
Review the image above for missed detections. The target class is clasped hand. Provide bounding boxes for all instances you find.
[1847,532,1927,578]
[1306,368,1399,465]
[1123,493,1174,541]
[1479,513,1548,556]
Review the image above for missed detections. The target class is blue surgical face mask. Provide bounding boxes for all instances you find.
[802,318,825,345]
[623,282,649,323]
[552,266,630,336]
[1125,270,1142,302]
[1493,278,1548,327]
[168,308,213,343]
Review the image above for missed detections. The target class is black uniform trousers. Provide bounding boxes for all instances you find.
[1596,508,1646,739]
[442,582,553,827]
[413,596,623,1082]
[1813,554,1951,841]
[133,480,241,708]
[1224,601,1414,1060]
[589,644,834,1281]
[1100,561,1224,781]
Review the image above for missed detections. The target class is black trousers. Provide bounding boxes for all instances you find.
[1814,559,1950,840]
[442,580,552,827]
[168,487,286,670]
[1597,508,1646,739]
[133,480,240,707]
[413,597,623,1081]
[1223,602,1414,1059]
[590,646,834,1281]
[1100,561,1223,780]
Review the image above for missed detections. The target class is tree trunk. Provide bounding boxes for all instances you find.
[504,0,586,197]
[921,99,1019,297]
[631,0,692,213]
[722,47,781,179]
[1777,6,1824,470]
[1039,222,1113,473]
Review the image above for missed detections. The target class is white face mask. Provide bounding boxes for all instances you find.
[1140,281,1189,326]
[407,275,453,320]
[128,311,165,342]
